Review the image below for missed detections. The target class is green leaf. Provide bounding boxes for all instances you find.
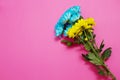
[86,33,91,40]
[99,40,104,52]
[87,53,103,65]
[84,43,91,51]
[74,39,82,44]
[61,40,73,46]
[82,54,90,60]
[61,40,69,43]
[98,70,105,75]
[101,47,112,61]
[66,42,73,46]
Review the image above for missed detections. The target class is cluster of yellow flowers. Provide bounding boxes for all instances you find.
[67,18,95,38]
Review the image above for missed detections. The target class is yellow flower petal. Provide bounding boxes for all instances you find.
[85,25,92,29]
[85,18,95,26]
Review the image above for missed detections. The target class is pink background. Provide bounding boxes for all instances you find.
[0,0,120,80]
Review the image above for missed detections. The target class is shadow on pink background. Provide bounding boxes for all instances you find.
[0,0,120,80]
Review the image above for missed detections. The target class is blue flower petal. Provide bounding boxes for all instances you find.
[69,13,80,23]
[59,11,71,24]
[63,24,72,36]
[55,6,81,36]
[55,24,64,36]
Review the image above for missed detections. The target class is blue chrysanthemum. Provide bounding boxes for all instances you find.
[63,24,72,36]
[55,6,81,37]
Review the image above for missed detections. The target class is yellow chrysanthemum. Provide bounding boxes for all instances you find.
[78,19,87,28]
[85,25,92,29]
[67,18,95,38]
[67,26,79,38]
[85,18,95,26]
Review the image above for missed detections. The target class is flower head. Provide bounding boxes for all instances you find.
[55,6,81,36]
[67,18,95,38]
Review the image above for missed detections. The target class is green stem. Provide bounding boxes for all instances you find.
[89,32,99,52]
[86,40,104,64]
[103,64,116,80]
[87,41,98,56]
[83,30,116,80]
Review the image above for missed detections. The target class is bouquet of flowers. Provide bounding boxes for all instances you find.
[54,6,116,80]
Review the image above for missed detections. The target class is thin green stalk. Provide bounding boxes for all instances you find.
[89,32,99,52]
[103,64,116,80]
[84,30,116,80]
[84,30,103,63]
[86,40,104,64]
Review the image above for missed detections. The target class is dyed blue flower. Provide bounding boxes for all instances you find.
[55,6,81,37]
[63,24,72,36]
[55,24,63,36]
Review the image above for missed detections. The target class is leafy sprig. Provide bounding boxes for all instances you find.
[55,6,116,80]
[61,29,116,80]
